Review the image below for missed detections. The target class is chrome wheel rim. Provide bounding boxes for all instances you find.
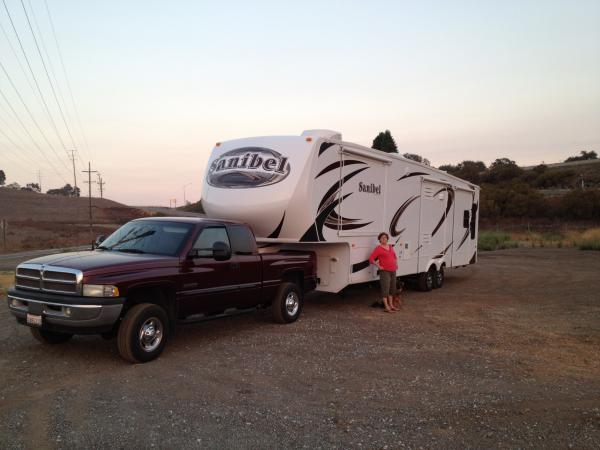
[139,317,163,352]
[436,271,443,284]
[285,291,299,316]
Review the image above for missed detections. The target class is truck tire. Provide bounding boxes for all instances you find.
[30,327,73,344]
[117,303,169,363]
[272,282,303,324]
[433,266,444,289]
[417,269,434,292]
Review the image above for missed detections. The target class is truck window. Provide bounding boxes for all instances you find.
[228,225,257,255]
[463,210,470,228]
[192,227,230,257]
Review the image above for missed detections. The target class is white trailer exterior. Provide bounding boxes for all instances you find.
[202,130,479,293]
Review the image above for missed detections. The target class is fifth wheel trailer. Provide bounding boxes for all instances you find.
[201,130,479,293]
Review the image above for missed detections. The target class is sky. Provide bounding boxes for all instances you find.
[1,0,599,205]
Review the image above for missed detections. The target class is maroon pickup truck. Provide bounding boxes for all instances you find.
[6,217,317,363]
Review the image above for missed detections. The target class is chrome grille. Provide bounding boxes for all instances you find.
[15,263,82,295]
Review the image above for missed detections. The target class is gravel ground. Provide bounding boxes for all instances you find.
[1,248,599,449]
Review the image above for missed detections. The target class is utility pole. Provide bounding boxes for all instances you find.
[183,182,192,205]
[69,150,78,193]
[37,170,42,192]
[97,173,105,198]
[82,162,97,242]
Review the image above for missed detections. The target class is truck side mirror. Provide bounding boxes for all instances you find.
[212,241,231,261]
[93,235,106,249]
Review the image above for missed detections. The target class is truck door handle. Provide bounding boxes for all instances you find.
[230,262,240,270]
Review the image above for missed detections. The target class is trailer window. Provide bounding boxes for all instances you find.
[463,210,470,228]
[228,225,257,255]
[192,227,230,257]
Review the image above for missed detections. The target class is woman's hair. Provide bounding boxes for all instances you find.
[378,232,389,241]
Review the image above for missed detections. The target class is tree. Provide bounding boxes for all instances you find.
[0,169,5,186]
[565,150,598,162]
[403,153,430,166]
[484,158,522,183]
[46,184,80,197]
[21,183,41,193]
[372,130,398,154]
[6,182,20,189]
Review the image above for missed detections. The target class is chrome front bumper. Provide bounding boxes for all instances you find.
[7,289,124,332]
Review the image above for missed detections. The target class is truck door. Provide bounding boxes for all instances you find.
[227,224,261,309]
[179,226,238,316]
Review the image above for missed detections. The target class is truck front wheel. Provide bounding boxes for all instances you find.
[30,328,73,344]
[272,282,303,324]
[117,303,169,363]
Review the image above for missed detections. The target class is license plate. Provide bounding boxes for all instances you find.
[27,314,42,327]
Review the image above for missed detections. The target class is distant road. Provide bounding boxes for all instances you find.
[0,246,88,271]
[134,206,206,218]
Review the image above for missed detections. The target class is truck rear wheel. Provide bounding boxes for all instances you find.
[117,303,169,363]
[30,327,73,344]
[272,282,303,324]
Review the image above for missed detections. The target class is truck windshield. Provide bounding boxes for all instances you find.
[98,221,193,256]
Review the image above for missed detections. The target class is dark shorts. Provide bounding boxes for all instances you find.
[379,270,397,297]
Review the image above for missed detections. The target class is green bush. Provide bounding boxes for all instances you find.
[577,239,600,251]
[478,231,518,251]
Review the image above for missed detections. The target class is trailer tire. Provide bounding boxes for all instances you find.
[418,269,434,292]
[117,303,169,363]
[272,282,302,324]
[433,266,444,289]
[30,328,73,344]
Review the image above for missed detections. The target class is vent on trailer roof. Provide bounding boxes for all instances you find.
[301,130,342,141]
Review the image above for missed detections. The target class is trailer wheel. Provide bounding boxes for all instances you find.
[117,303,169,363]
[433,266,444,289]
[272,282,303,324]
[418,269,434,292]
[30,328,73,344]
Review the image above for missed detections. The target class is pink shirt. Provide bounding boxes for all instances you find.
[369,245,397,271]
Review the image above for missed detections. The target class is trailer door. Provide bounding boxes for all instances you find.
[418,178,453,272]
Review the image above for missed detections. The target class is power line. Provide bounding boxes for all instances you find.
[43,0,93,165]
[0,19,47,118]
[19,0,79,156]
[2,0,70,157]
[0,83,69,183]
[26,0,84,171]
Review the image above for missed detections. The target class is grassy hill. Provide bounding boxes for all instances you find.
[0,188,148,253]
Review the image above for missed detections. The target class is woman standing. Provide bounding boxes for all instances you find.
[369,232,399,313]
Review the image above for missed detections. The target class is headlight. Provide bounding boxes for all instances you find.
[82,284,120,297]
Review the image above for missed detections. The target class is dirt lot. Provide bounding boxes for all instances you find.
[1,248,599,449]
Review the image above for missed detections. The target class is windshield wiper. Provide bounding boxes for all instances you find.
[115,248,146,254]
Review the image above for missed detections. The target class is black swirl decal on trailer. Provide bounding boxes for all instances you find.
[389,195,420,237]
[470,202,478,239]
[469,252,477,264]
[315,160,366,179]
[352,260,371,273]
[397,172,429,181]
[300,167,371,242]
[431,188,454,237]
[326,209,373,231]
[433,242,453,259]
[455,229,470,251]
[267,212,285,239]
[318,142,335,157]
